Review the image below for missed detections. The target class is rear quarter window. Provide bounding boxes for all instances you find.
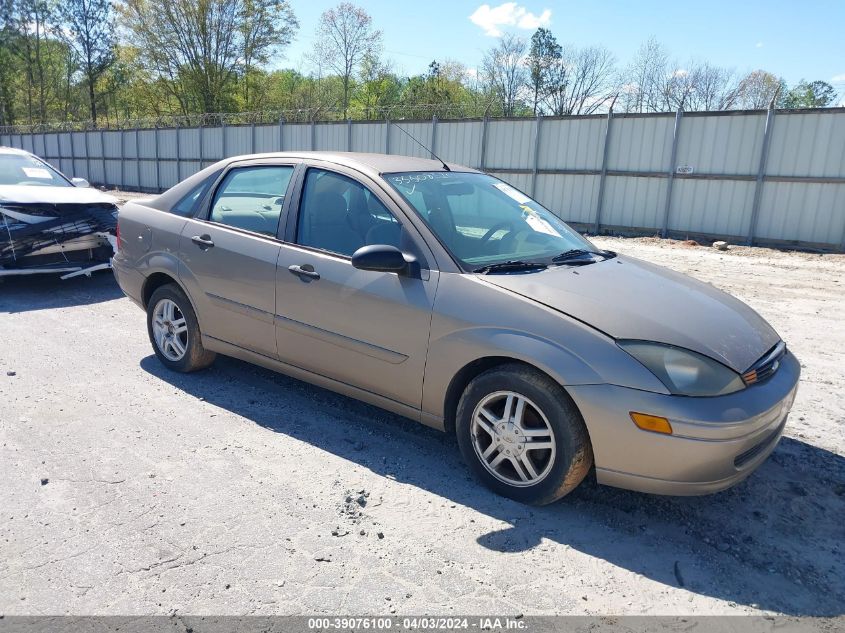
[170,179,214,217]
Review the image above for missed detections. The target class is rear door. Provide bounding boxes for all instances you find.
[179,162,297,358]
[274,164,439,409]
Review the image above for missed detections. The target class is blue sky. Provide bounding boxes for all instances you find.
[279,1,845,99]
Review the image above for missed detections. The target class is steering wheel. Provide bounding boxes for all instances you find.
[480,221,516,244]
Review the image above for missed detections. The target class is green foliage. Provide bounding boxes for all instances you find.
[782,80,837,108]
[0,2,839,129]
[526,27,561,115]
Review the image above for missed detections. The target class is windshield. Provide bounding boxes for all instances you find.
[385,171,596,270]
[0,154,70,187]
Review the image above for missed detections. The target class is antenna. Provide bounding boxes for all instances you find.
[390,121,450,172]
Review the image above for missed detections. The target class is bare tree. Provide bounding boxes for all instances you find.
[545,45,617,115]
[481,33,527,116]
[313,2,381,118]
[685,63,739,110]
[58,0,115,123]
[735,70,786,109]
[622,40,738,113]
[620,37,669,113]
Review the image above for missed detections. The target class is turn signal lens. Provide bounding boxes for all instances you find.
[629,412,673,435]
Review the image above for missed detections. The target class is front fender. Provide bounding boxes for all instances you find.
[421,273,668,422]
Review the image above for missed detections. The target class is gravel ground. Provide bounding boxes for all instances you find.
[1,235,843,616]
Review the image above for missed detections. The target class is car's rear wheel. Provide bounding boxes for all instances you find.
[456,364,593,505]
[146,284,215,372]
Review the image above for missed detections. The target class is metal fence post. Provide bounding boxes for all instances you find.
[593,106,615,234]
[222,119,228,159]
[347,119,352,151]
[841,217,845,252]
[278,116,284,151]
[385,118,390,154]
[479,116,489,171]
[251,121,256,154]
[70,129,76,177]
[311,119,316,151]
[175,119,181,182]
[661,109,683,238]
[120,127,125,190]
[84,127,91,182]
[430,115,438,159]
[531,114,542,197]
[199,119,205,168]
[58,131,64,173]
[100,128,106,187]
[154,125,161,192]
[135,128,141,191]
[747,103,776,246]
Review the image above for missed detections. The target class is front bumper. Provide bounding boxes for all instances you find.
[567,350,800,495]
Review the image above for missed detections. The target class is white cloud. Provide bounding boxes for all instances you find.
[517,8,552,29]
[469,3,552,37]
[831,73,845,82]
[755,41,764,48]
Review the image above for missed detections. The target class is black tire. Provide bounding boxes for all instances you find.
[146,283,216,373]
[456,364,593,505]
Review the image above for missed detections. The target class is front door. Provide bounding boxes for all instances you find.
[179,164,296,358]
[274,167,439,409]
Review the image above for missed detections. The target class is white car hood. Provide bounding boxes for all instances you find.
[0,185,118,206]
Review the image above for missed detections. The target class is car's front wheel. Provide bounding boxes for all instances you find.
[456,364,593,505]
[146,284,216,372]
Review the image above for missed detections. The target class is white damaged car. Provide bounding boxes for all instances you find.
[0,146,118,278]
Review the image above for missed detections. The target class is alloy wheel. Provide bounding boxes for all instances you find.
[152,298,188,362]
[470,390,557,487]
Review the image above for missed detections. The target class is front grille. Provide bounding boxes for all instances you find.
[734,418,786,468]
[742,341,786,386]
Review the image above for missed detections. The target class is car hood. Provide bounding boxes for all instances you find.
[480,254,779,372]
[0,185,117,205]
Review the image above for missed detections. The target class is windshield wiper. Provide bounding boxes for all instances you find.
[551,249,615,263]
[473,260,548,274]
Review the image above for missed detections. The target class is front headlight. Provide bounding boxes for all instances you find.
[618,341,745,397]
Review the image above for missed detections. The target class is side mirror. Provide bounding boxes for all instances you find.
[71,177,90,188]
[352,244,415,275]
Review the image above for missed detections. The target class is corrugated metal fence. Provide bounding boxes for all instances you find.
[3,107,844,250]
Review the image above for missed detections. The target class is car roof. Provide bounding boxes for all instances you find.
[225,151,476,176]
[150,151,479,212]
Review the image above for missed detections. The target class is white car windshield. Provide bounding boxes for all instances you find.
[0,154,70,187]
[385,171,596,270]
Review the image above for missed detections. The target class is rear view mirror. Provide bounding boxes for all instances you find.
[352,244,414,275]
[71,177,90,188]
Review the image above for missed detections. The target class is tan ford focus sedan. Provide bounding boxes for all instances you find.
[113,152,799,504]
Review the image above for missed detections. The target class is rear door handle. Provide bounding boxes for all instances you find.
[191,234,214,249]
[288,264,320,280]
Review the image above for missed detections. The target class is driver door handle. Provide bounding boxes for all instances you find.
[191,234,214,249]
[288,264,320,280]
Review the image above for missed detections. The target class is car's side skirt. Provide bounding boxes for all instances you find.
[202,335,446,432]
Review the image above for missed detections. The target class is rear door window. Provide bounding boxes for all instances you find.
[208,166,294,236]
